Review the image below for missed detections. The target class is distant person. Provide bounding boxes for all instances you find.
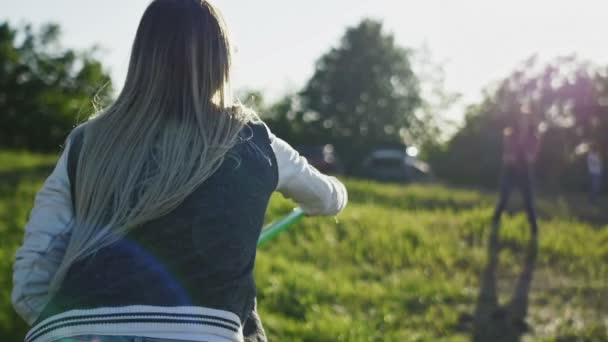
[587,144,603,203]
[492,111,541,236]
[12,1,347,342]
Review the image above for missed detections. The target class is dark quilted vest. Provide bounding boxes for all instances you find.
[38,122,277,341]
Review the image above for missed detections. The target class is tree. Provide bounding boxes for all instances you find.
[298,19,422,170]
[409,44,461,159]
[0,21,113,151]
[431,55,608,191]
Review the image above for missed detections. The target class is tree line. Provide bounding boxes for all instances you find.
[1,19,606,192]
[0,22,113,151]
[428,55,608,192]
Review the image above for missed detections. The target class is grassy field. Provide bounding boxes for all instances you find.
[1,150,607,341]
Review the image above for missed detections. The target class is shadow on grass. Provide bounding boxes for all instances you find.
[461,221,538,342]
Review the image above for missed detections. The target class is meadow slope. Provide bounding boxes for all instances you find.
[1,151,606,341]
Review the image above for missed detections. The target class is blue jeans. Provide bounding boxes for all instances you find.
[590,173,602,202]
[492,165,538,234]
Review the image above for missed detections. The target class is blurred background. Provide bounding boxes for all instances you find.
[1,0,607,341]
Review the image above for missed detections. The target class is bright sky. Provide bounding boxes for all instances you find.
[2,0,608,120]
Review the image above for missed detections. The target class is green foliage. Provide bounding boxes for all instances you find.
[245,31,457,175]
[0,21,113,151]
[293,19,423,169]
[1,150,606,341]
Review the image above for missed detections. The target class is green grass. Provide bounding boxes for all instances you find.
[0,150,58,172]
[1,150,607,341]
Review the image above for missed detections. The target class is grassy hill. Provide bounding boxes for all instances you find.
[1,150,607,341]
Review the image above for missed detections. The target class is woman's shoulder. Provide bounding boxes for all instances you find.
[65,122,90,147]
[240,117,273,144]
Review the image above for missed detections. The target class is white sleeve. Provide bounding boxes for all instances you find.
[267,128,348,216]
[12,141,74,325]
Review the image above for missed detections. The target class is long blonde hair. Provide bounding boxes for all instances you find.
[50,0,254,291]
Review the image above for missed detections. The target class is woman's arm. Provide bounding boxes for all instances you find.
[267,128,348,216]
[12,141,74,325]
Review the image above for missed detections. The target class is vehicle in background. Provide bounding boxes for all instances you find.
[358,146,431,183]
[295,144,344,175]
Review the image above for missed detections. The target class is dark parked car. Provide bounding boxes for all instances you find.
[359,147,430,183]
[295,144,344,174]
